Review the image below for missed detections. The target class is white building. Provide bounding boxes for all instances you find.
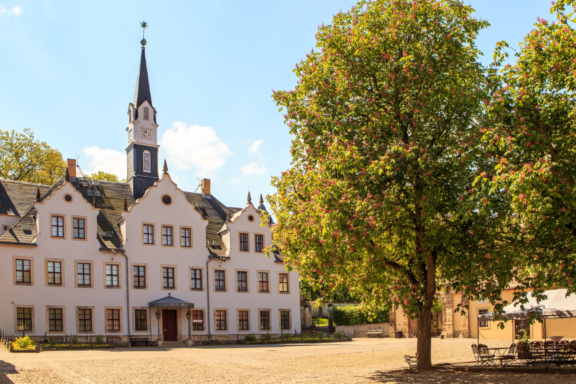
[0,41,300,345]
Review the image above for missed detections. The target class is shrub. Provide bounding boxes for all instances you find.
[332,306,389,326]
[335,331,343,340]
[71,335,79,345]
[95,335,104,344]
[15,336,31,349]
[50,338,58,346]
[265,333,271,341]
[246,334,256,342]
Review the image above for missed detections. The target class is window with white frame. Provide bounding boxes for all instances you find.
[143,151,151,173]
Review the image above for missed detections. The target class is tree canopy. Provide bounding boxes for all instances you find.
[269,0,515,369]
[89,171,124,183]
[484,0,576,295]
[0,128,65,185]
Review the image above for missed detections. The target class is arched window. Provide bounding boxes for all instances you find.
[144,107,149,121]
[143,151,151,173]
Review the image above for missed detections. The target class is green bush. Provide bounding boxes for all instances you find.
[15,336,31,349]
[71,335,78,345]
[95,335,104,344]
[265,333,271,341]
[335,331,343,340]
[332,306,389,326]
[50,338,57,346]
[246,334,256,342]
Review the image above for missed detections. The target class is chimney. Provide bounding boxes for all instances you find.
[201,179,211,196]
[67,159,77,181]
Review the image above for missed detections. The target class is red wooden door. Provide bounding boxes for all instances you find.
[162,310,178,341]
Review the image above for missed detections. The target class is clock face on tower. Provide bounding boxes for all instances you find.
[142,128,152,140]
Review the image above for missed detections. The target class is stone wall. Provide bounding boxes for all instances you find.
[335,323,389,338]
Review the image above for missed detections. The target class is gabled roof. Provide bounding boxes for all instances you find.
[0,179,50,216]
[148,294,194,308]
[0,177,240,257]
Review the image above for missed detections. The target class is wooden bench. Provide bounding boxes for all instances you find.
[367,330,383,338]
[404,354,418,370]
[129,337,151,347]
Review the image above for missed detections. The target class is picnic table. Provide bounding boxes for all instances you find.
[473,341,576,368]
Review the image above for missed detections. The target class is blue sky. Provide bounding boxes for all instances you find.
[0,0,553,208]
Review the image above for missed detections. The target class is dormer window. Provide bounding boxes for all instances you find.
[143,151,151,173]
[144,107,149,121]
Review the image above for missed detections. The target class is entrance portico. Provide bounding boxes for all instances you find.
[148,294,194,345]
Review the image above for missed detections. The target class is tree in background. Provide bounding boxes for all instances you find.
[484,0,576,296]
[89,171,124,183]
[269,0,515,369]
[0,128,65,185]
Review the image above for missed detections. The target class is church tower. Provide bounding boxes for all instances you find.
[126,26,159,199]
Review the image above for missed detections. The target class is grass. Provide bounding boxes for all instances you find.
[312,317,337,326]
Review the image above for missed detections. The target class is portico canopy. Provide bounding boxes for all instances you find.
[148,293,194,308]
[478,289,576,321]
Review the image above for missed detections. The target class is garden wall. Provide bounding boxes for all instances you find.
[335,323,389,338]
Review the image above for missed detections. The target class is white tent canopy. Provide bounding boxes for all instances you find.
[478,289,576,321]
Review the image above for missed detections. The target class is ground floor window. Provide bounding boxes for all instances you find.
[238,310,249,331]
[17,307,32,331]
[135,309,147,331]
[48,308,63,332]
[260,310,270,331]
[280,310,290,331]
[215,310,227,331]
[107,309,120,332]
[478,309,489,328]
[78,309,92,332]
[192,310,204,331]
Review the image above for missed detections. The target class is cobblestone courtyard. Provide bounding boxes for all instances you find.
[1,338,575,383]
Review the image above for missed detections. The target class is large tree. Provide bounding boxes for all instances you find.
[0,128,65,185]
[484,0,576,295]
[269,0,515,369]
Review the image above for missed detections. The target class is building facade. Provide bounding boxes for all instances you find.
[0,43,300,345]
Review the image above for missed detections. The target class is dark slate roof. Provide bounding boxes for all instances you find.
[133,47,153,122]
[0,179,50,216]
[0,177,259,258]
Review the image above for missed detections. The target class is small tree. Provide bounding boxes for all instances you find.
[270,0,514,369]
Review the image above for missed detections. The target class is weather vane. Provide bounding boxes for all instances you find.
[140,21,148,47]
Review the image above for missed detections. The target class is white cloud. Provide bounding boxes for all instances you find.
[241,162,267,176]
[160,121,232,176]
[248,140,263,154]
[81,146,126,179]
[0,5,22,16]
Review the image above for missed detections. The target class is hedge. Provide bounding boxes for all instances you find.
[332,306,389,326]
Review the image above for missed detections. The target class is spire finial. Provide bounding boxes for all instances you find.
[65,167,70,181]
[163,159,168,174]
[140,21,148,47]
[247,191,252,203]
[123,198,128,212]
[36,188,42,202]
[258,193,267,211]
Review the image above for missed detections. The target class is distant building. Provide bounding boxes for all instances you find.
[0,41,299,345]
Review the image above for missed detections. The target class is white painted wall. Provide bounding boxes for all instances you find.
[0,176,301,340]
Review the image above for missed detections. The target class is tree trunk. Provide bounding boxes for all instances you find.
[416,305,433,370]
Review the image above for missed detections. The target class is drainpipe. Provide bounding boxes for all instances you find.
[206,256,213,341]
[116,250,131,344]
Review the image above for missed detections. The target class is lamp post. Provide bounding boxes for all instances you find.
[155,310,161,345]
[186,309,191,338]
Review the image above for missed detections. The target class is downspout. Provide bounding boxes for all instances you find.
[206,256,213,341]
[117,250,131,343]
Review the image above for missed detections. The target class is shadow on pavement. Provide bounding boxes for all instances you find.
[0,360,16,384]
